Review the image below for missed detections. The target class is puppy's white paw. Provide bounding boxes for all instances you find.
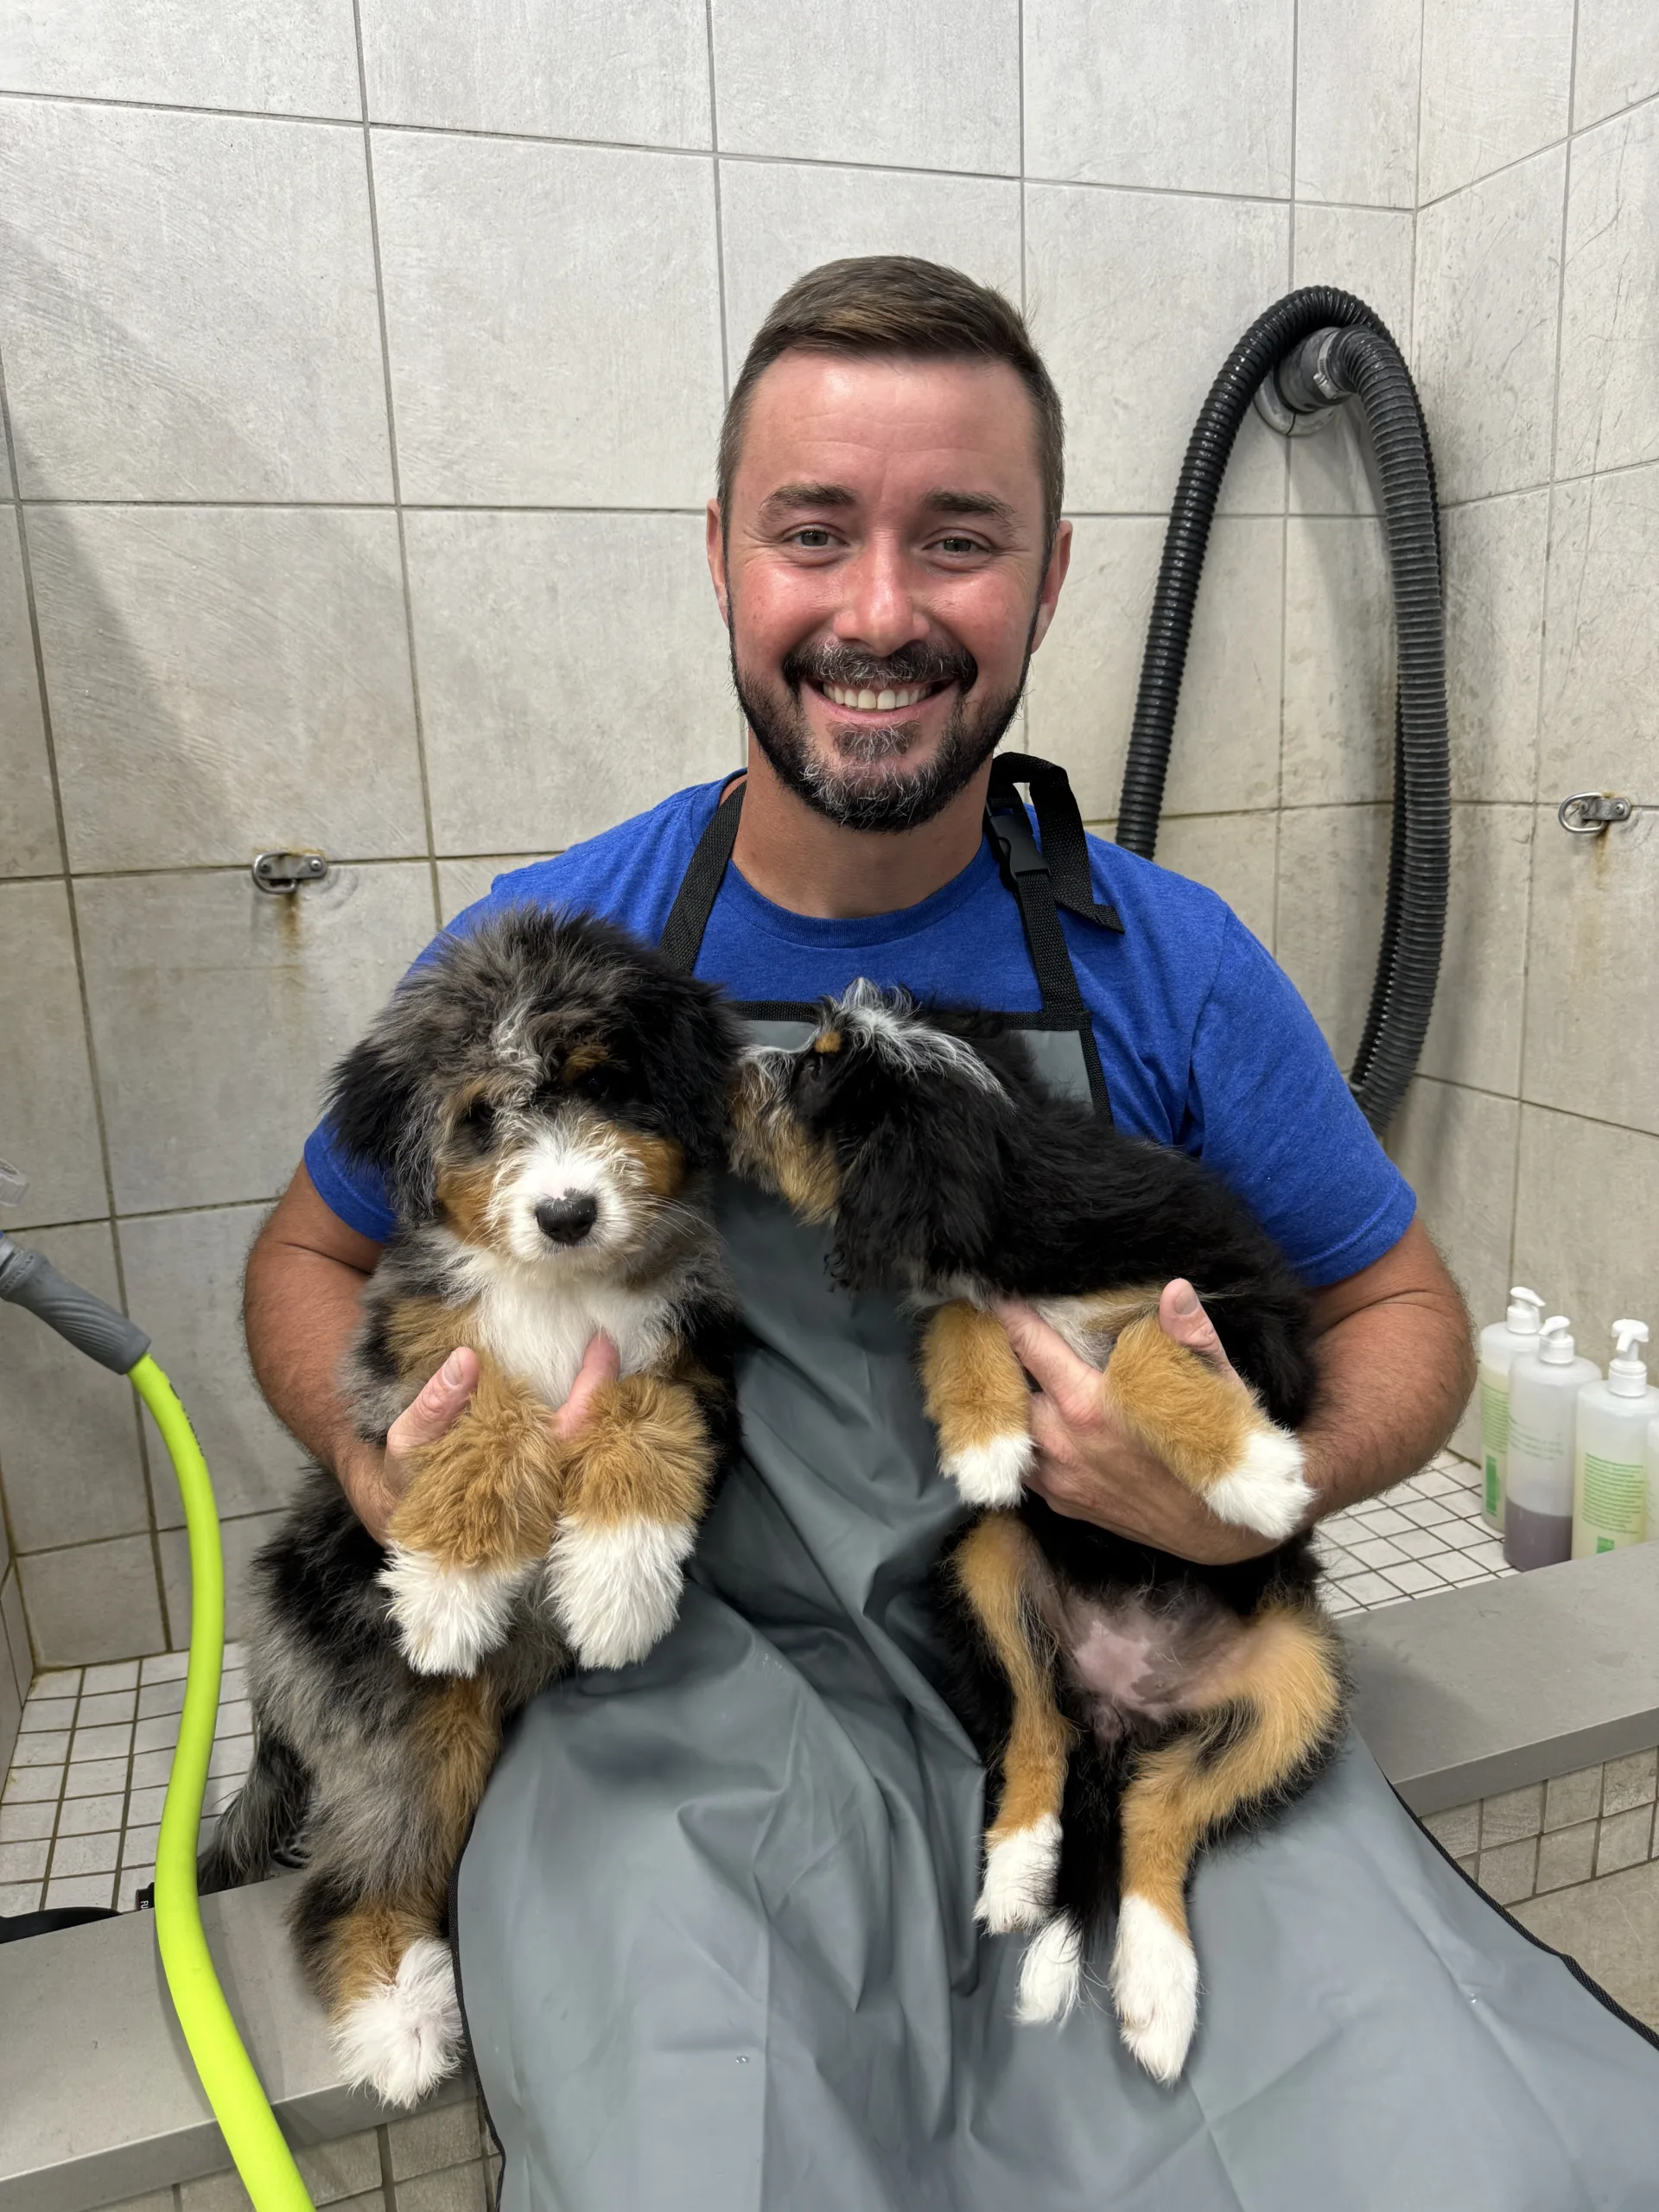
[379,1547,531,1675]
[1014,1912,1084,2025]
[1203,1424,1313,1541]
[543,1516,694,1670]
[1110,1893,1198,2084]
[942,1430,1033,1508]
[976,1815,1062,1934]
[332,1935,464,2109]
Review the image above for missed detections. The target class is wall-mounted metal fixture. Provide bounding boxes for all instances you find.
[1556,793,1646,835]
[251,849,329,893]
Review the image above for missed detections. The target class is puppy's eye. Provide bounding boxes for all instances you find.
[454,1098,497,1148]
[569,1059,638,1109]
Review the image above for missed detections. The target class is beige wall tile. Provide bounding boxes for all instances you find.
[17,1535,165,1668]
[1288,207,1417,518]
[1541,462,1659,798]
[1414,149,1565,505]
[1477,1834,1538,1903]
[406,511,740,856]
[394,2164,488,2212]
[1416,804,1532,1096]
[31,505,425,874]
[293,2126,385,2206]
[0,879,106,1230]
[1557,103,1659,480]
[1573,0,1659,129]
[373,133,721,509]
[1294,0,1421,208]
[1154,814,1278,953]
[1422,1802,1479,1856]
[1274,803,1389,1069]
[1534,1819,1598,1894]
[1512,1107,1659,1358]
[1282,517,1394,807]
[0,101,391,501]
[77,862,436,1214]
[1024,0,1293,196]
[1481,1782,1545,1847]
[0,508,60,880]
[118,1205,307,1527]
[1026,516,1283,823]
[1440,490,1548,805]
[361,0,710,145]
[717,160,1021,371]
[1025,185,1289,517]
[0,0,358,114]
[1544,1765,1605,1830]
[1521,804,1659,1137]
[1602,1751,1658,1817]
[1596,1805,1656,1875]
[0,1565,29,1702]
[388,2101,484,2178]
[711,0,1019,176]
[1419,0,1574,203]
[0,1221,151,1553]
[158,1509,285,1649]
[1513,1857,1659,2028]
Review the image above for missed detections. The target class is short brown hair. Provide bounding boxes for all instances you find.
[717,256,1065,553]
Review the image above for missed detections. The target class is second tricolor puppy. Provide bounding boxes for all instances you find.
[732,982,1345,2086]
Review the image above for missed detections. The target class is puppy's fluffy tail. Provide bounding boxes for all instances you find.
[198,1727,311,1894]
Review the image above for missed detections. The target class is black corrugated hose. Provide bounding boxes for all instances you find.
[1114,288,1448,1135]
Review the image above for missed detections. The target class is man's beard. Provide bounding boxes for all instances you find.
[731,632,1030,834]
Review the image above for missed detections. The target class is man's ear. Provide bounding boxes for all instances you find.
[1028,517,1073,656]
[706,500,731,628]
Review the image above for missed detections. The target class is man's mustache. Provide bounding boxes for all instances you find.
[781,639,979,694]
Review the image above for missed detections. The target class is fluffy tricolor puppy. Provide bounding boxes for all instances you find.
[201,907,741,2107]
[731,982,1345,2086]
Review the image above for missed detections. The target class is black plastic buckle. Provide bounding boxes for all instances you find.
[988,804,1049,883]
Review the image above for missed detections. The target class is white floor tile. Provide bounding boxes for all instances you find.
[80,1662,140,1693]
[118,1866,156,1910]
[70,1721,134,1763]
[0,1879,44,1912]
[126,1783,169,1826]
[45,1872,117,1909]
[65,1756,130,1796]
[3,1764,64,1803]
[51,1829,120,1877]
[0,1838,50,1881]
[1335,1571,1401,1606]
[129,1749,175,1789]
[12,1731,71,1766]
[1380,1560,1450,1594]
[0,1802,55,1843]
[33,1669,82,1695]
[57,1792,125,1835]
[75,1689,137,1726]
[134,1713,181,1755]
[19,1696,77,1733]
[122,1821,161,1865]
[138,1679,188,1719]
[140,1650,190,1682]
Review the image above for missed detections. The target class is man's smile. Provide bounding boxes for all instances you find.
[807,676,956,719]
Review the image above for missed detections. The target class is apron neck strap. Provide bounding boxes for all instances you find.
[658,774,746,975]
[985,753,1123,936]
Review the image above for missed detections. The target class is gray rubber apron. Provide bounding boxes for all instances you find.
[456,761,1659,2210]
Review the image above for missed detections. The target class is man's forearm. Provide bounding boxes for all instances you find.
[245,1221,375,1480]
[1299,1223,1475,1524]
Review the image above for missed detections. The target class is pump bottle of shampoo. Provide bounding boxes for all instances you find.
[1573,1321,1657,1557]
[1648,1414,1659,1546]
[1477,1287,1545,1529]
[1505,1318,1599,1571]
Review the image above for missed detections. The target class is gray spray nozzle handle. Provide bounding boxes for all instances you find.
[0,1236,150,1374]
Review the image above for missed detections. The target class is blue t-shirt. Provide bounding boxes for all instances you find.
[305,778,1414,1287]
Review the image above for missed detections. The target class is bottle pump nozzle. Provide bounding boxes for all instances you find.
[1608,1319,1650,1395]
[1539,1317,1576,1364]
[1507,1286,1544,1332]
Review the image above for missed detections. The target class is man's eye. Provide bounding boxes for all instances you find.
[790,528,836,549]
[933,535,986,556]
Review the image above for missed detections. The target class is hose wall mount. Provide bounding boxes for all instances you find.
[1116,288,1449,1135]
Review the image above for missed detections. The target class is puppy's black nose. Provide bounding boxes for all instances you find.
[535,1193,599,1245]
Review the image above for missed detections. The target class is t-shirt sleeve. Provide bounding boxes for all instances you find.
[1185,912,1416,1287]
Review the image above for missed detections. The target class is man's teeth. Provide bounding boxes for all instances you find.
[823,682,933,711]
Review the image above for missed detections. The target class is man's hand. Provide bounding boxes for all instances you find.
[995,1282,1281,1566]
[340,1333,623,1547]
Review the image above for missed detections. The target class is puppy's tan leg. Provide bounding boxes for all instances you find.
[543,1371,715,1669]
[1103,1313,1313,1541]
[921,1300,1035,1507]
[308,1679,502,2107]
[1099,1601,1343,2082]
[383,1355,568,1676]
[951,1512,1076,1934]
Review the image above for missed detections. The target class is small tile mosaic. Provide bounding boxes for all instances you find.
[101,2102,501,2212]
[1423,1753,1659,1908]
[0,1644,252,1916]
[1318,1449,1513,1616]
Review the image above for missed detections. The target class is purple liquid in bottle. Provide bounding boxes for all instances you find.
[1503,1497,1572,1572]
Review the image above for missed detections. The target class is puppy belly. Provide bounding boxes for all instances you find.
[1054,1585,1251,1744]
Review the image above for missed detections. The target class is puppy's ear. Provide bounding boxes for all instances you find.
[633,969,743,1167]
[324,982,442,1219]
[831,1071,1007,1287]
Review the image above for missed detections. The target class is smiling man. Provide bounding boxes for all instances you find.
[228,263,1659,2212]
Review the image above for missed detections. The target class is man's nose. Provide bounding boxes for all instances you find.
[832,537,928,658]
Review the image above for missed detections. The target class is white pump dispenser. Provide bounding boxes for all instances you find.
[1476,1285,1546,1529]
[1573,1320,1658,1557]
[1505,1318,1599,1571]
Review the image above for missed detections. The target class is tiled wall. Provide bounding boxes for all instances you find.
[0,2,1651,1675]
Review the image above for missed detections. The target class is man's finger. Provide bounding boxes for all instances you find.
[1158,1280,1233,1376]
[992,1299,1103,1425]
[391,1344,480,1451]
[552,1332,622,1442]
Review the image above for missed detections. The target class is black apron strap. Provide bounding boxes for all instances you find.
[658,775,745,976]
[984,753,1117,1122]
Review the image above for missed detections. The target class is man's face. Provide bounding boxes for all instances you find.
[708,353,1071,833]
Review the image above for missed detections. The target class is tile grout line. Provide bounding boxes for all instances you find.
[704,0,732,409]
[40,1668,86,1910]
[350,0,444,938]
[1507,0,1582,1296]
[0,349,174,1651]
[1016,0,1027,316]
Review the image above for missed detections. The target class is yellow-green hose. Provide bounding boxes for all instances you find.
[130,1353,315,2212]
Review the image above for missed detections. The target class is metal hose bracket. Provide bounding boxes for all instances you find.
[1115,288,1447,1135]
